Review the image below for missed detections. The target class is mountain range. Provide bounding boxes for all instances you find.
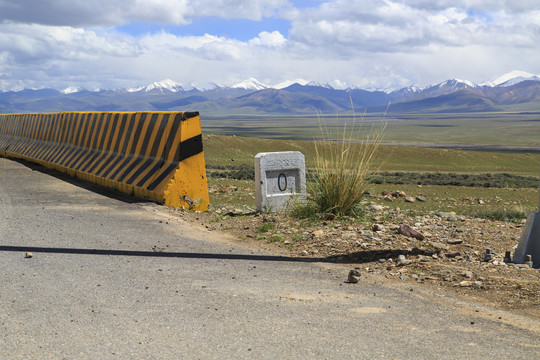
[1,71,539,115]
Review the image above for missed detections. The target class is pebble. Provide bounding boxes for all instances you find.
[24,252,33,258]
[342,231,357,239]
[396,255,412,266]
[347,269,361,283]
[430,242,449,251]
[397,224,425,240]
[445,252,461,258]
[447,238,463,245]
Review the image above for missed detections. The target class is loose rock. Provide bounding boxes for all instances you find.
[347,269,361,283]
[461,271,473,279]
[396,255,412,266]
[430,242,449,251]
[397,224,425,240]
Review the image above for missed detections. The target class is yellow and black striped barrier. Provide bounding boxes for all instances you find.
[0,111,209,211]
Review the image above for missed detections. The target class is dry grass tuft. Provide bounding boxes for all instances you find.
[310,106,387,216]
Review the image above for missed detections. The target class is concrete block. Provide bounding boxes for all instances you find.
[514,212,540,268]
[255,151,306,212]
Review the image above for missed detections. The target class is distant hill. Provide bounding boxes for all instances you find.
[1,72,539,115]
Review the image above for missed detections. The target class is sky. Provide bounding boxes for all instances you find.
[0,0,539,91]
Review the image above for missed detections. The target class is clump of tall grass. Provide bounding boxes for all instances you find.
[309,106,387,216]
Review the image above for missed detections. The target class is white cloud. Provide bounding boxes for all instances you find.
[0,0,539,91]
[248,31,287,47]
[0,0,293,26]
[288,0,540,53]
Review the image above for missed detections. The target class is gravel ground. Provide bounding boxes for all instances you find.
[174,189,540,323]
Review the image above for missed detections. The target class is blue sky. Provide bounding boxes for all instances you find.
[116,17,292,41]
[0,0,539,91]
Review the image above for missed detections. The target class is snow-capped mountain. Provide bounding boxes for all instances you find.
[1,71,539,115]
[389,86,422,98]
[272,79,309,89]
[481,70,540,87]
[425,79,479,91]
[231,78,268,91]
[61,86,82,94]
[127,79,186,93]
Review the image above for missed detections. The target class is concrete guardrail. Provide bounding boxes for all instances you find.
[0,111,209,211]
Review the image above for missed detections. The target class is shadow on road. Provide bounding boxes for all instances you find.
[0,245,409,265]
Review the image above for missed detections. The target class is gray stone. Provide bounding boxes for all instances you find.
[430,242,449,250]
[347,269,361,283]
[397,224,425,240]
[396,255,412,266]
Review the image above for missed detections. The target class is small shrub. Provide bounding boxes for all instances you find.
[310,108,386,216]
[467,208,529,223]
[290,200,318,219]
[267,235,284,243]
[257,222,274,233]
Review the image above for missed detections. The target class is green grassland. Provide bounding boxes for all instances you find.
[202,128,539,221]
[203,134,540,176]
[201,112,540,147]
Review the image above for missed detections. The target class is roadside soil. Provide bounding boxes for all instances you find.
[170,186,540,323]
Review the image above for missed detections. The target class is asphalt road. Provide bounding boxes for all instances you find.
[0,157,539,359]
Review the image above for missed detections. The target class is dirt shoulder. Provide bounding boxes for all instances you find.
[167,196,540,324]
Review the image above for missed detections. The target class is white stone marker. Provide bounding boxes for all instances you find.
[514,166,540,268]
[255,151,306,212]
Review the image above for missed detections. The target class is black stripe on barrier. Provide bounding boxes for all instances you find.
[108,114,147,180]
[178,134,203,163]
[90,113,125,174]
[115,113,160,183]
[146,134,203,191]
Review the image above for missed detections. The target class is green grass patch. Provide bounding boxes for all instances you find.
[257,222,274,234]
[267,235,284,243]
[208,164,539,189]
